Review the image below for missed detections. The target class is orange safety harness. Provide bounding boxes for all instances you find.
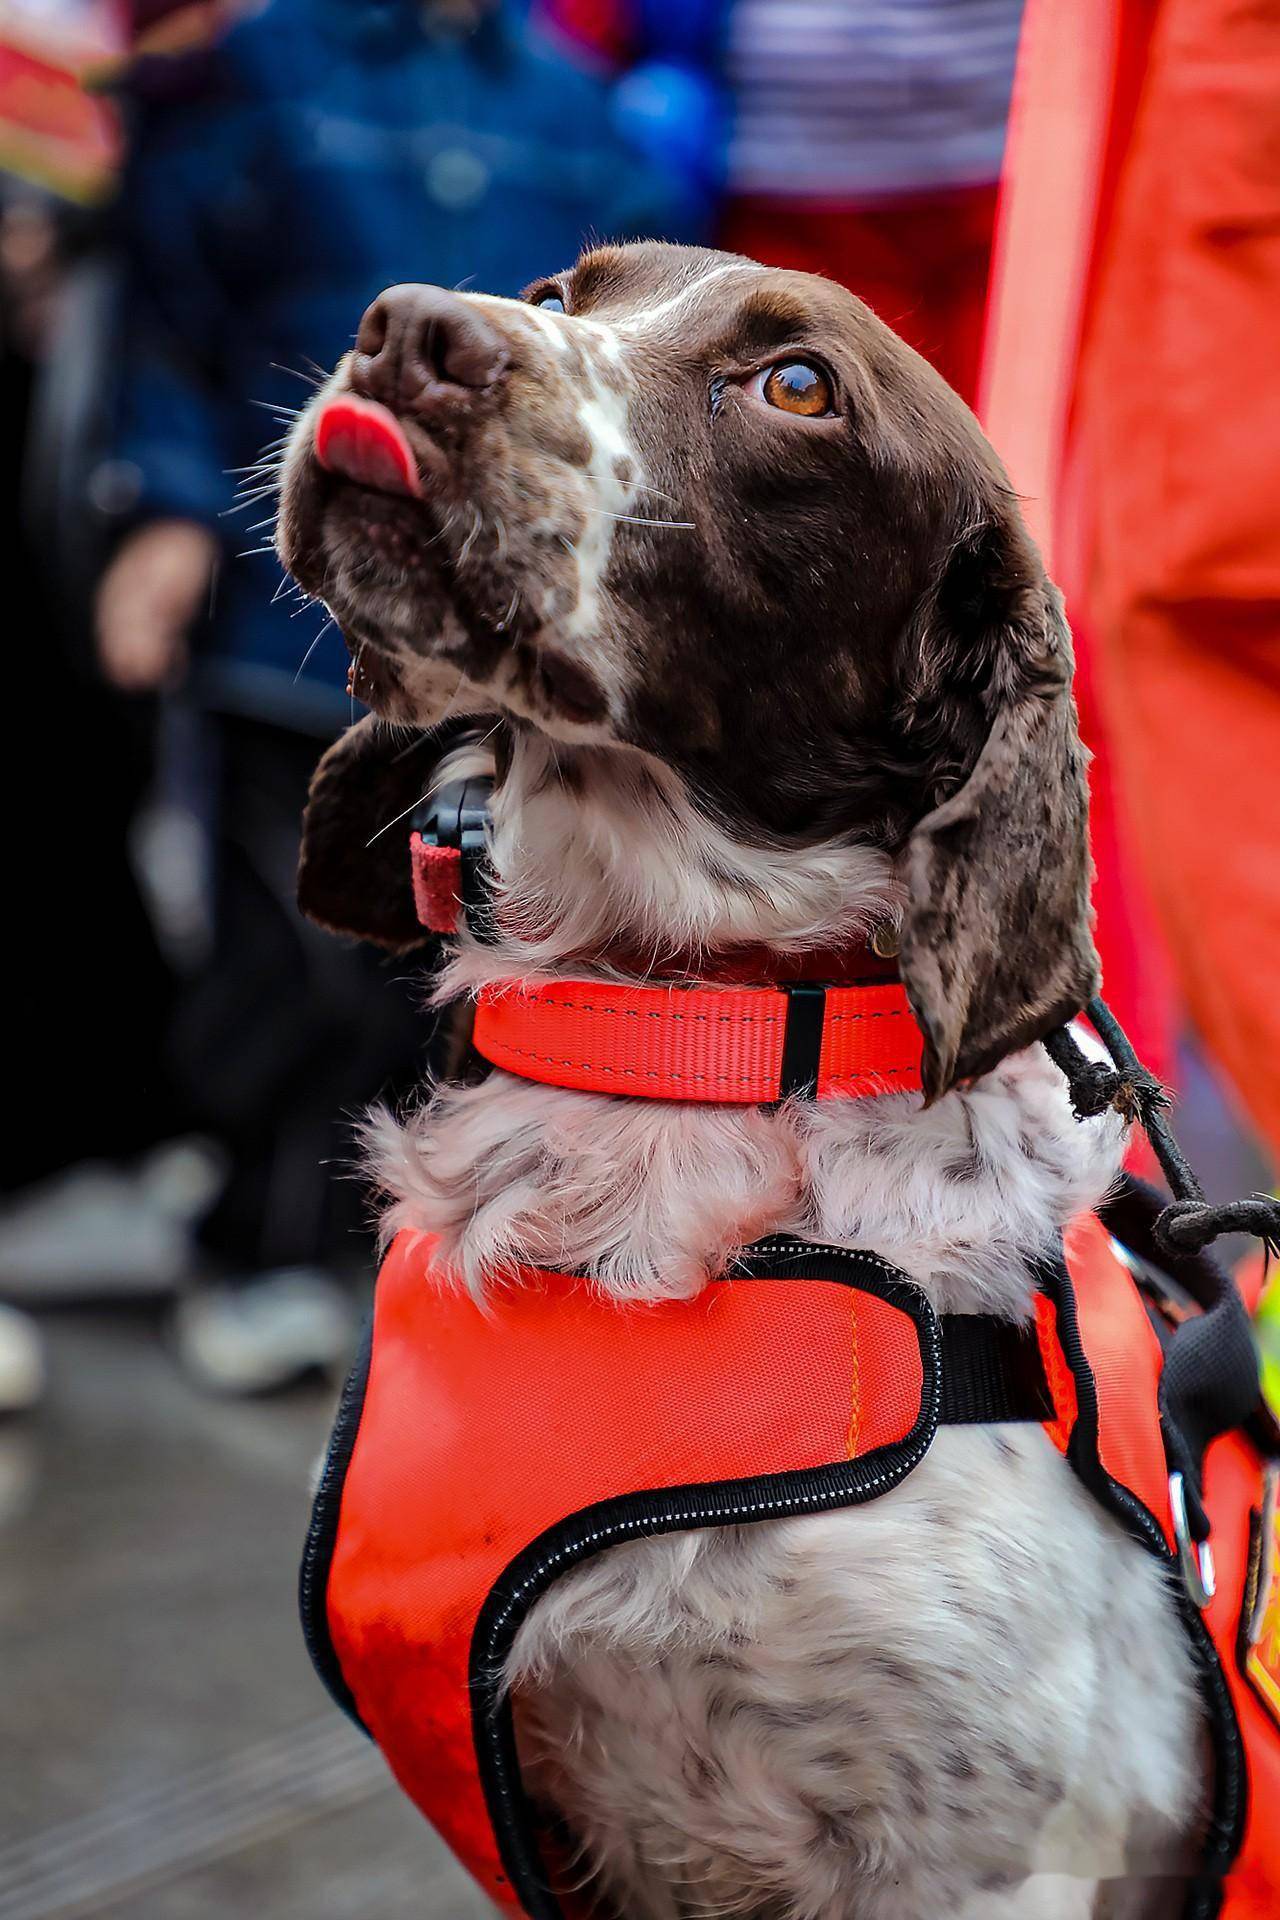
[300,791,1280,1920]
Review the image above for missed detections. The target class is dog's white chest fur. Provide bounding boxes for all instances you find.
[371,1047,1202,1919]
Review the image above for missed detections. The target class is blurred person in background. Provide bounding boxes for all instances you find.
[91,0,704,1393]
[719,0,1023,406]
[541,0,1019,403]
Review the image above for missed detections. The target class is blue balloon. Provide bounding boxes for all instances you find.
[611,58,727,188]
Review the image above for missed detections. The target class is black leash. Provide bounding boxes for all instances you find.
[1045,997,1279,1547]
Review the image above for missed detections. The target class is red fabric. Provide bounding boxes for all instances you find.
[984,0,1280,1160]
[472,977,923,1103]
[409,835,464,935]
[1081,0,1280,1159]
[327,1233,927,1913]
[1062,1213,1174,1548]
[1033,1293,1079,1455]
[978,0,1177,1091]
[721,182,1000,405]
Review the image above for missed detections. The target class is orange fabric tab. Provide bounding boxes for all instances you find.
[472,978,923,1103]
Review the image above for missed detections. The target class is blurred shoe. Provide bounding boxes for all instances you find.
[0,1304,45,1413]
[0,1138,225,1302]
[173,1268,354,1396]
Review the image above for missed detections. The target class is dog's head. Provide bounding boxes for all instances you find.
[277,242,1097,1097]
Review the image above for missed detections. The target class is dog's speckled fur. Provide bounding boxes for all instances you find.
[278,244,1204,1916]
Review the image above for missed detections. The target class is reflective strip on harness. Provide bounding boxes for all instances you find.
[471,978,923,1103]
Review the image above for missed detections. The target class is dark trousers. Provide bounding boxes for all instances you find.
[172,714,427,1278]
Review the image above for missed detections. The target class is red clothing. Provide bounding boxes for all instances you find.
[986,0,1280,1156]
[722,182,998,405]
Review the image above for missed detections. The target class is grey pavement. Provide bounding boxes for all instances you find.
[0,1309,493,1920]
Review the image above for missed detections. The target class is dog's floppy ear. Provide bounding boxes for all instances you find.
[298,714,439,950]
[898,517,1099,1101]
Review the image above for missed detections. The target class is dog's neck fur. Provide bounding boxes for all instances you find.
[368,732,1124,1316]
[441,728,904,991]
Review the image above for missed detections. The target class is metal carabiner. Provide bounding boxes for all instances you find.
[1169,1471,1216,1609]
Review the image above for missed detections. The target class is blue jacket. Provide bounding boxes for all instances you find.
[109,0,707,731]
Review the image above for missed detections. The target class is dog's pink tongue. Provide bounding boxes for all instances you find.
[313,394,422,498]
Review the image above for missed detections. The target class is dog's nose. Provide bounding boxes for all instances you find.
[351,284,509,413]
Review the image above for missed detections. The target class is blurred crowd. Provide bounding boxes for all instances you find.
[2,0,1277,1409]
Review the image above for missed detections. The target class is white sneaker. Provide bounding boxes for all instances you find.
[172,1269,355,1396]
[0,1139,224,1301]
[0,1303,45,1413]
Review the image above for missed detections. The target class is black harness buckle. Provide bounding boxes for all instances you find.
[412,770,497,943]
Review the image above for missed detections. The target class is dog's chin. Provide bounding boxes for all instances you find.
[482,649,618,746]
[332,574,617,746]
[282,477,619,744]
[340,593,618,746]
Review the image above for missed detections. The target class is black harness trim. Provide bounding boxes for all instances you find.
[298,1315,374,1738]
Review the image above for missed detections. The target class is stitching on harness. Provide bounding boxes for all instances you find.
[846,1297,862,1458]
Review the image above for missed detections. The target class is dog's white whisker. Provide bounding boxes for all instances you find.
[364,784,434,847]
[578,506,694,530]
[224,486,282,515]
[269,360,324,389]
[456,505,484,568]
[581,472,680,506]
[293,618,337,682]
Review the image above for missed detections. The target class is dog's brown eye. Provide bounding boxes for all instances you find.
[760,361,834,417]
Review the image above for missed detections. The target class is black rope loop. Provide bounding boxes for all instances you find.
[1155,1195,1280,1263]
[1044,997,1272,1571]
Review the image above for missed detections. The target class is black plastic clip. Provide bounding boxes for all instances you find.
[412,770,496,943]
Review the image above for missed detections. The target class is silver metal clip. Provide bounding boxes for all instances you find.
[1169,1471,1216,1609]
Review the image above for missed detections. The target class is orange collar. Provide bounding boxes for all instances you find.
[410,828,923,1102]
[471,973,923,1103]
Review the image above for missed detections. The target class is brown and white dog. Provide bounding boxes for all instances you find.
[277,245,1201,1919]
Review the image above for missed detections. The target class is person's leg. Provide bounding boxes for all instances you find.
[171,713,427,1388]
